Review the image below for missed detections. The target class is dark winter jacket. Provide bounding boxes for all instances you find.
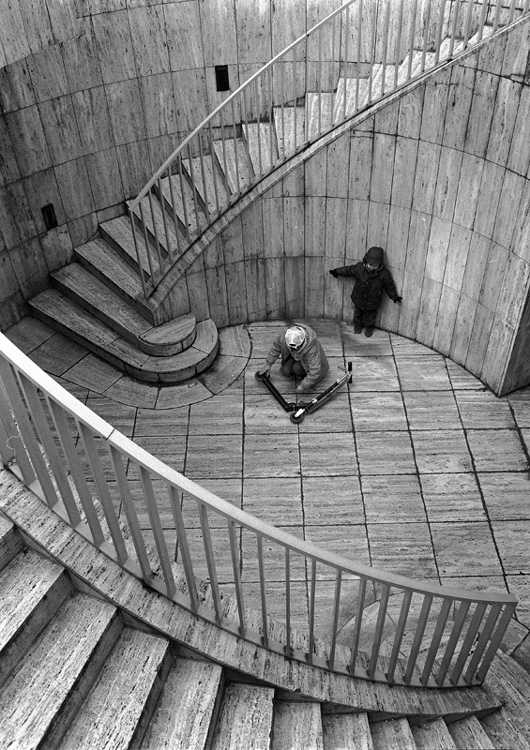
[265,323,329,391]
[332,247,399,310]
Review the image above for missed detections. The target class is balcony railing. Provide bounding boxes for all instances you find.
[0,332,517,688]
[127,0,530,297]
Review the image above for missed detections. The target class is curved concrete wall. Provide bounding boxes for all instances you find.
[163,17,530,395]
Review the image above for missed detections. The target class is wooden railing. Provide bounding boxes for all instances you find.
[128,0,530,296]
[0,332,517,688]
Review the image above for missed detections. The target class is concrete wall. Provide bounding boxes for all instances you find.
[162,17,530,395]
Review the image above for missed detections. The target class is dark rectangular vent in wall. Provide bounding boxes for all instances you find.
[215,65,230,92]
[41,204,58,230]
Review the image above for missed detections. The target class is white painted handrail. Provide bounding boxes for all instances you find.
[127,0,530,296]
[0,332,517,687]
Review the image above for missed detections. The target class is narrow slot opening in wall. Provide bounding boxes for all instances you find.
[215,65,230,92]
[42,204,58,230]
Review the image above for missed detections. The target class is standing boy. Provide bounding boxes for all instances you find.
[329,246,402,337]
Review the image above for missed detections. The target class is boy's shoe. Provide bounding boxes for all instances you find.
[353,325,362,334]
[364,328,374,337]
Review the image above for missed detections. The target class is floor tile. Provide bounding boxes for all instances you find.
[349,356,400,391]
[491,520,530,574]
[189,393,243,435]
[411,430,473,473]
[241,526,307,583]
[362,474,426,523]
[302,475,364,525]
[301,318,343,356]
[198,354,246,394]
[356,431,416,475]
[180,478,243,528]
[403,391,461,430]
[134,406,189,436]
[155,380,212,409]
[5,317,55,353]
[104,376,158,409]
[244,394,298,433]
[342,326,393,356]
[85,396,137,436]
[350,391,407,431]
[420,473,486,521]
[389,335,438,356]
[430,522,502,577]
[247,321,290,359]
[506,575,530,621]
[466,428,529,472]
[30,333,87,376]
[64,353,122,393]
[507,390,530,427]
[53,375,89,402]
[131,435,188,476]
[446,360,486,389]
[297,393,352,433]
[243,433,300,478]
[299,432,358,476]
[243,477,303,526]
[304,524,370,566]
[186,434,243,479]
[394,354,451,390]
[455,390,516,429]
[217,324,252,357]
[477,473,530,520]
[367,522,438,578]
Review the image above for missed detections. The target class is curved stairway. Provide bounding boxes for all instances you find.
[1,471,530,750]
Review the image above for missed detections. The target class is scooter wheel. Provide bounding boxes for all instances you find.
[254,371,263,381]
[290,411,304,424]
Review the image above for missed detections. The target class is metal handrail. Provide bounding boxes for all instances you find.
[0,332,517,687]
[127,0,529,297]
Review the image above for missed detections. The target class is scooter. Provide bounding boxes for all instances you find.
[255,362,353,423]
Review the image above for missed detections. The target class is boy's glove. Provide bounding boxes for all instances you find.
[329,269,338,277]
[258,366,271,377]
[394,296,403,303]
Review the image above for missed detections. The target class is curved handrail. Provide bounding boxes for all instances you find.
[127,0,530,297]
[0,332,517,688]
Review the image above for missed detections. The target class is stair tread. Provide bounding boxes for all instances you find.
[142,658,223,749]
[213,139,252,194]
[273,106,306,157]
[411,717,457,749]
[480,706,530,750]
[0,593,117,749]
[447,715,496,749]
[75,238,147,305]
[100,214,160,278]
[322,712,374,750]
[183,154,229,217]
[52,262,153,339]
[159,175,202,236]
[0,550,67,654]
[0,516,23,571]
[370,717,416,750]
[211,683,275,750]
[58,628,169,750]
[243,122,278,174]
[272,701,323,750]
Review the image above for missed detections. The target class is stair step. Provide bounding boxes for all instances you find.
[307,92,335,139]
[412,717,458,749]
[182,153,229,218]
[243,122,278,175]
[272,701,323,750]
[370,718,417,750]
[138,313,196,356]
[141,658,223,749]
[29,289,217,383]
[322,712,374,750]
[57,628,170,750]
[0,549,71,691]
[333,77,371,121]
[100,214,159,279]
[447,715,496,749]
[126,195,187,271]
[0,592,119,750]
[480,707,530,750]
[158,174,204,239]
[273,106,306,157]
[52,262,153,343]
[210,683,275,750]
[484,651,530,745]
[75,238,156,323]
[213,138,253,195]
[0,515,23,571]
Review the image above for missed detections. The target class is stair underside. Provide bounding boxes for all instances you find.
[28,287,218,384]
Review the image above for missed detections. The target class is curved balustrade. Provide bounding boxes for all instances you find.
[0,332,517,688]
[128,0,529,297]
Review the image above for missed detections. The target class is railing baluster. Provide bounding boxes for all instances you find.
[0,358,60,508]
[167,167,183,261]
[308,558,317,664]
[227,519,246,637]
[108,444,153,581]
[157,174,172,268]
[493,0,503,32]
[450,601,488,684]
[477,0,490,42]
[285,547,292,655]
[349,577,366,674]
[138,464,176,597]
[198,138,211,224]
[254,77,263,177]
[177,155,191,241]
[367,0,378,104]
[448,0,462,57]
[231,99,242,194]
[368,584,391,678]
[435,599,471,685]
[381,0,390,97]
[386,588,413,683]
[328,569,342,670]
[331,12,337,127]
[128,206,148,298]
[257,534,269,648]
[138,201,157,283]
[434,0,448,66]
[0,378,35,483]
[404,594,433,684]
[407,0,419,82]
[198,501,223,625]
[147,189,164,272]
[317,25,323,135]
[355,0,362,112]
[267,66,275,168]
[187,141,201,235]
[420,597,452,685]
[462,0,475,48]
[421,0,433,73]
[292,51,298,152]
[168,486,199,612]
[208,122,221,216]
[79,422,129,566]
[463,603,502,684]
[476,603,517,682]
[342,3,350,122]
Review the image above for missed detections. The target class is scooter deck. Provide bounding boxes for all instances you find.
[255,362,352,422]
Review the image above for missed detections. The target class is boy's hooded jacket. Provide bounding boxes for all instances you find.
[332,247,399,310]
[265,323,329,391]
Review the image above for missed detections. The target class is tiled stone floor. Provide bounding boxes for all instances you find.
[6,316,530,638]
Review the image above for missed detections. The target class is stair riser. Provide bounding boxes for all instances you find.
[128,650,174,750]
[0,523,23,571]
[99,221,147,277]
[0,570,72,692]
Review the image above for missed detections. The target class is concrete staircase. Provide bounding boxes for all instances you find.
[1,476,530,750]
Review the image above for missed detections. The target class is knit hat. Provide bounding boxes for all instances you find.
[285,326,306,350]
[364,246,384,266]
